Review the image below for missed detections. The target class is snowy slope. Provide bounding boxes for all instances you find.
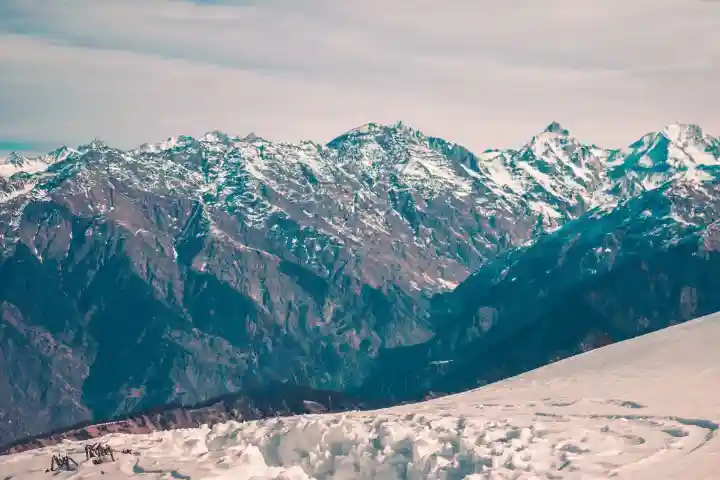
[2,312,718,479]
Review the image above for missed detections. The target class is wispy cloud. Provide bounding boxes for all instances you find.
[0,0,718,154]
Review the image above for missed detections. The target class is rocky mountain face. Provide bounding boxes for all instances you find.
[361,165,720,402]
[0,121,718,445]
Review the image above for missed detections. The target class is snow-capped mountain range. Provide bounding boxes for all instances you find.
[0,121,718,446]
[3,121,718,262]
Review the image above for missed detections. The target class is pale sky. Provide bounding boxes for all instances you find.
[0,0,718,156]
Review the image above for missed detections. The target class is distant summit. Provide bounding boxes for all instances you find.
[542,121,570,135]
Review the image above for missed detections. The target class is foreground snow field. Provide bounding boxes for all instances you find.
[2,313,719,479]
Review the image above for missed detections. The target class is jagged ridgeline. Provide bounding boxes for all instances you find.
[0,121,719,445]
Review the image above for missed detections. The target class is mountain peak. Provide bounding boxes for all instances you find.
[327,120,424,148]
[241,132,267,143]
[43,145,76,164]
[6,152,26,166]
[661,123,705,143]
[200,130,230,143]
[343,122,385,136]
[343,120,419,136]
[77,138,109,152]
[391,119,412,131]
[542,122,570,136]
